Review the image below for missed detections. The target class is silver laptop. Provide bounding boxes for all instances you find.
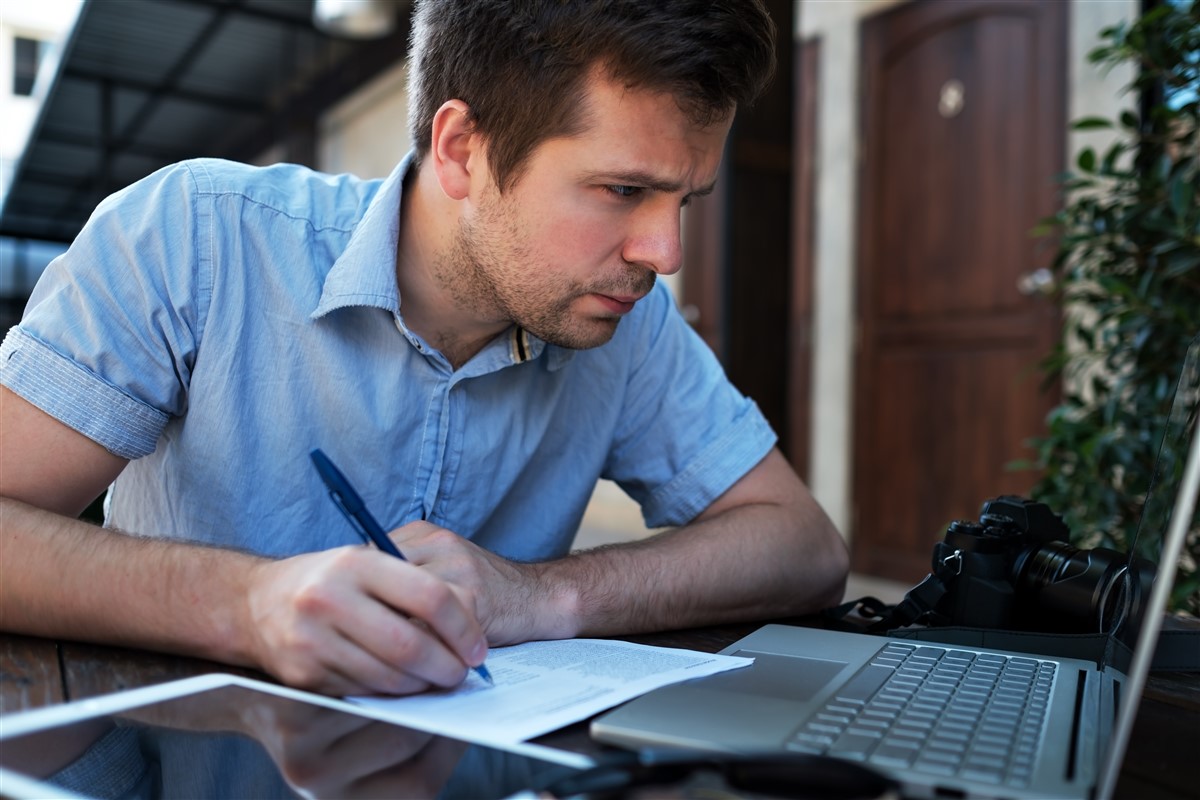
[593,339,1200,800]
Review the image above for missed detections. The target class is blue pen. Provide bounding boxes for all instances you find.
[310,448,494,685]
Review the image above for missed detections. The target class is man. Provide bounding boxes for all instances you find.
[0,0,848,697]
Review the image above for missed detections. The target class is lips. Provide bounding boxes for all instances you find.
[592,293,641,314]
[589,272,655,315]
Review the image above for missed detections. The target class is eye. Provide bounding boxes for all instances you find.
[605,185,642,199]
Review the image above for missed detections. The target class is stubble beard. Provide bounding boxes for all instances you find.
[437,202,656,351]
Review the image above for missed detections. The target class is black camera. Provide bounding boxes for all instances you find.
[931,496,1155,636]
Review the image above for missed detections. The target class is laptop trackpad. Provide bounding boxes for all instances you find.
[699,650,847,702]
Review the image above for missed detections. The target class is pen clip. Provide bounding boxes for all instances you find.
[328,488,372,547]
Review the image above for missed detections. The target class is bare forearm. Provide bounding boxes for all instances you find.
[534,497,849,639]
[2,390,491,696]
[0,497,261,665]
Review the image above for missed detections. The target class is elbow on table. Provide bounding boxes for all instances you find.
[804,520,851,611]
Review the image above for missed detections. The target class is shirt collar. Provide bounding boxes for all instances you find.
[311,153,413,319]
[311,151,576,372]
[514,328,576,372]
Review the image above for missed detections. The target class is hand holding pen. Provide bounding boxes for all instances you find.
[311,448,494,686]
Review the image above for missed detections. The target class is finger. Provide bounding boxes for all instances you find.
[252,697,370,742]
[335,587,474,690]
[349,736,470,799]
[356,554,489,673]
[389,527,499,644]
[387,523,477,574]
[250,546,481,693]
[284,648,432,698]
[280,720,436,793]
[310,721,438,788]
[386,519,441,550]
[263,611,435,696]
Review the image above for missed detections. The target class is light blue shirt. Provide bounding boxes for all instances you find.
[1,154,775,561]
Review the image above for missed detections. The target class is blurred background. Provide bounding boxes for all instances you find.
[0,0,1185,604]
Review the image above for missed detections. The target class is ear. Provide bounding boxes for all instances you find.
[429,100,479,201]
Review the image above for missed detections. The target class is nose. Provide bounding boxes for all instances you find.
[622,201,684,276]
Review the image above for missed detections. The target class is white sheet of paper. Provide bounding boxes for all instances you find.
[348,638,752,747]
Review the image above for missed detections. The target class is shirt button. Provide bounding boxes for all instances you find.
[394,318,423,350]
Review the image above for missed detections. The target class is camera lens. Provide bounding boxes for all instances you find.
[1011,543,1135,633]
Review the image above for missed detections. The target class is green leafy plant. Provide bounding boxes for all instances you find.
[1026,0,1199,614]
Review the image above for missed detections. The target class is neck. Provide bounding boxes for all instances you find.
[397,163,509,369]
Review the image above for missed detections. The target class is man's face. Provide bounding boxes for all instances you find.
[434,71,733,350]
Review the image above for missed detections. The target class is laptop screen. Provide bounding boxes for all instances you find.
[1111,336,1200,652]
[1128,338,1200,574]
[1094,336,1200,799]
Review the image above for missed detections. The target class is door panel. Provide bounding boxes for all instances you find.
[853,0,1065,581]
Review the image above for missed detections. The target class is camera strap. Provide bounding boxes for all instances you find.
[822,556,1200,671]
[822,552,964,633]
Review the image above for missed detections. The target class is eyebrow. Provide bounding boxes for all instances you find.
[593,170,718,198]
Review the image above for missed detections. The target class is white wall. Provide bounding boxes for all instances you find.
[0,1,82,201]
[0,0,82,296]
[797,0,904,541]
[318,58,411,178]
[795,0,1138,542]
[0,2,82,170]
[1064,1,1140,401]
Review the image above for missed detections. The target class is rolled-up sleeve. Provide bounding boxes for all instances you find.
[0,162,211,459]
[602,283,777,528]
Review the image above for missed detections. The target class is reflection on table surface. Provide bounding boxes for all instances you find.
[0,683,580,800]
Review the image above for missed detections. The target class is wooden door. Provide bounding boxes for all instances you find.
[852,0,1065,582]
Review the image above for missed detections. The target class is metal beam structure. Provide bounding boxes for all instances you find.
[1,0,412,243]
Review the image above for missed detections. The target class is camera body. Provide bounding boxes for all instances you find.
[932,496,1154,635]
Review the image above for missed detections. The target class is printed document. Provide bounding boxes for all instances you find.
[348,638,752,746]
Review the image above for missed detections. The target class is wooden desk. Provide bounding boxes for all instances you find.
[3,623,1198,799]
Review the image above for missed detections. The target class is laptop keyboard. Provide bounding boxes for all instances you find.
[787,641,1057,786]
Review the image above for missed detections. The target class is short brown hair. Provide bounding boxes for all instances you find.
[407,0,776,192]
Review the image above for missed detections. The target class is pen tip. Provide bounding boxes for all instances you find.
[475,664,494,685]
